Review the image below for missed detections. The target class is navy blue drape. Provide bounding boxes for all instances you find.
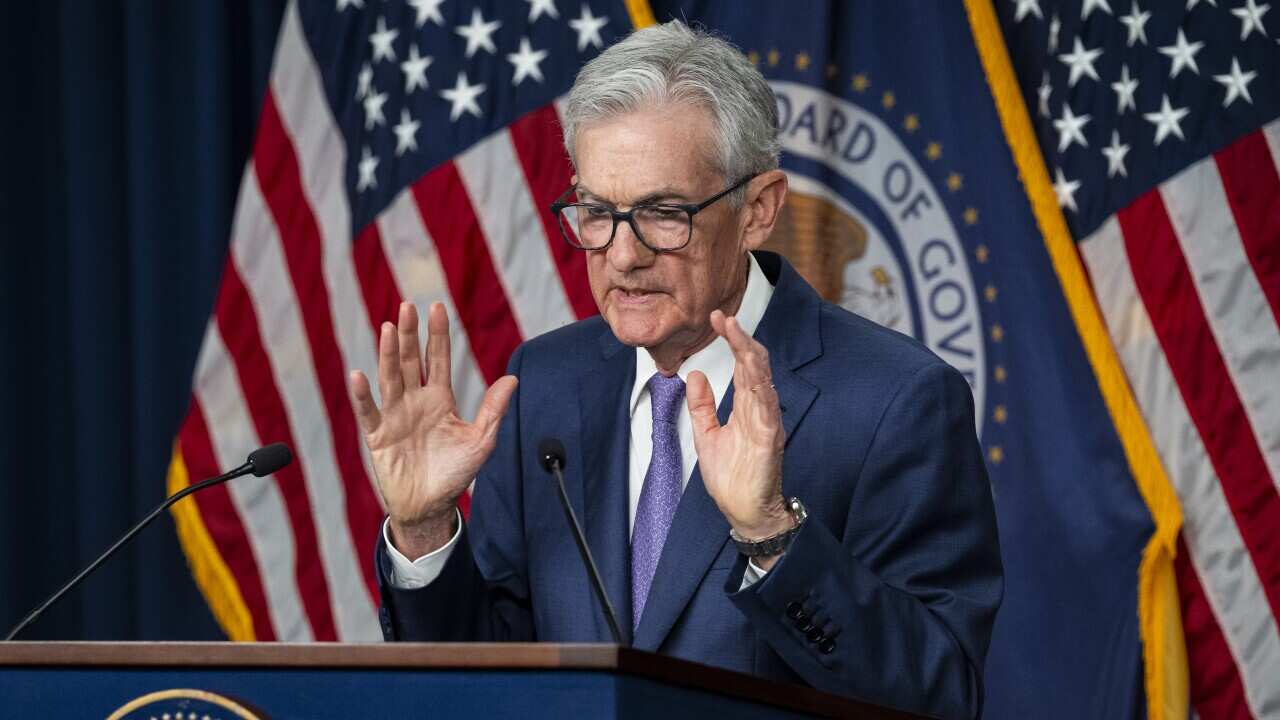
[0,1,285,640]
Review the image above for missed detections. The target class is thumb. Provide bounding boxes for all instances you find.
[349,370,382,435]
[686,371,720,447]
[475,375,519,441]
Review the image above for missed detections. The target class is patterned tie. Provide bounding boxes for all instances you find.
[631,372,686,630]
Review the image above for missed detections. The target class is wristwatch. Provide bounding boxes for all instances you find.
[730,497,808,558]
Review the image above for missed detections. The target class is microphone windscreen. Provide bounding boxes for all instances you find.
[248,443,293,477]
[537,437,567,473]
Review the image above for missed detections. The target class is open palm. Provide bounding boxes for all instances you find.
[349,303,517,551]
[687,311,789,541]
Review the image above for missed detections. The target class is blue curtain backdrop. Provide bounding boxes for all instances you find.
[0,1,285,640]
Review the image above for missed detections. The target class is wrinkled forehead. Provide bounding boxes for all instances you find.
[571,102,722,205]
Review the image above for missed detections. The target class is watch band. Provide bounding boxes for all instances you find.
[730,497,808,558]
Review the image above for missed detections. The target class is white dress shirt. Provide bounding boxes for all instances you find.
[385,253,775,591]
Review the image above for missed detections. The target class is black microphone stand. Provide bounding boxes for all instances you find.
[539,440,624,645]
[5,443,291,640]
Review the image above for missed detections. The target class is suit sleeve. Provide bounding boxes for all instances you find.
[376,346,535,642]
[726,361,1003,720]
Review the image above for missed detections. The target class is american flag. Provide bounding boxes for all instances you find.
[1001,0,1280,717]
[167,0,643,642]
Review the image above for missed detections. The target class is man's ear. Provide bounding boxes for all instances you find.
[740,170,788,251]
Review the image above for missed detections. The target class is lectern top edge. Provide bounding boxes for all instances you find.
[0,641,614,670]
[0,642,925,719]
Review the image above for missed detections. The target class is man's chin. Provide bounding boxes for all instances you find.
[603,309,673,349]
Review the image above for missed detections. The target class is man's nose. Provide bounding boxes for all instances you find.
[607,219,655,272]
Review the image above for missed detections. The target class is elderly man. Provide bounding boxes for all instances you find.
[349,20,1001,720]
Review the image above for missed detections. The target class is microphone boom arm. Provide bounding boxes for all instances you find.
[548,458,624,645]
[4,443,291,641]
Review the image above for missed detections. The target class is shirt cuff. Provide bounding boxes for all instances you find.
[383,510,462,589]
[738,558,770,591]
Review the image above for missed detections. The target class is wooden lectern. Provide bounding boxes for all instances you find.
[0,642,924,718]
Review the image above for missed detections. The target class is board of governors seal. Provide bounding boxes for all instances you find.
[766,80,988,436]
[107,688,262,720]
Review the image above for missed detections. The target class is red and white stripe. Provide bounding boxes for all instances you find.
[191,325,312,642]
[374,189,489,418]
[177,1,595,641]
[1081,117,1280,719]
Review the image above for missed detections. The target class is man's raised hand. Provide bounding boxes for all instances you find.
[686,310,792,568]
[349,302,517,558]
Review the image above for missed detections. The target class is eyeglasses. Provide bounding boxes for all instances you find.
[549,174,757,253]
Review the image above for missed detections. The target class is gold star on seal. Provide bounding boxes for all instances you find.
[988,446,1004,464]
[881,91,896,109]
[993,405,1008,424]
[975,244,989,263]
[990,324,1004,342]
[852,73,870,92]
[984,284,998,302]
[925,141,942,161]
[903,114,920,132]
[767,49,780,67]
[947,172,963,192]
[963,207,978,225]
[747,50,759,66]
[994,365,1007,383]
[795,52,811,71]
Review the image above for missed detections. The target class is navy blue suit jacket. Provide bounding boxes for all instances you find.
[376,252,1002,719]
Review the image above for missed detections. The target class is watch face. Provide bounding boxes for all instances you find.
[732,502,807,557]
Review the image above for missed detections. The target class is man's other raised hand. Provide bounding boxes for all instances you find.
[349,302,517,559]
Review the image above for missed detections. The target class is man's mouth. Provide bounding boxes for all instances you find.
[612,287,662,305]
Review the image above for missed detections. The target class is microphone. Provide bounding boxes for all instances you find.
[537,437,624,645]
[4,443,293,641]
[248,442,293,477]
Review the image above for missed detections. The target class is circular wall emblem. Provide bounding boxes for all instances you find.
[766,80,988,435]
[107,688,263,720]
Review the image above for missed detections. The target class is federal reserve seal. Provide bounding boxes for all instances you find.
[766,80,990,436]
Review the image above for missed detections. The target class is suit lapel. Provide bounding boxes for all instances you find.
[632,252,822,650]
[631,369,818,650]
[576,331,636,644]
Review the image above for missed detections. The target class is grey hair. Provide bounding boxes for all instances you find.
[561,20,780,204]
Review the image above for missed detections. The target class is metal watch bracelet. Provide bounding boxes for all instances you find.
[730,497,808,558]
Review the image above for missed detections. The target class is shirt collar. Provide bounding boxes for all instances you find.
[629,252,775,416]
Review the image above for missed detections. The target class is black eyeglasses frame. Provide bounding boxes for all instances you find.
[549,173,759,253]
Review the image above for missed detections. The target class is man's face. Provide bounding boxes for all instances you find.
[574,104,746,353]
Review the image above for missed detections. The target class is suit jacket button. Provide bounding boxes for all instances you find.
[806,627,824,643]
[785,602,805,620]
[819,637,836,654]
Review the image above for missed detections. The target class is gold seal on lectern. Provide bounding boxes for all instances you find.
[107,688,263,720]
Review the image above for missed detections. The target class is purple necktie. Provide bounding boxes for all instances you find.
[631,372,686,630]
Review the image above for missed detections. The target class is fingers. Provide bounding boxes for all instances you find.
[397,302,424,391]
[349,370,382,435]
[686,370,721,441]
[474,375,519,442]
[710,310,781,440]
[425,302,453,396]
[710,310,772,393]
[709,309,729,340]
[377,322,404,404]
